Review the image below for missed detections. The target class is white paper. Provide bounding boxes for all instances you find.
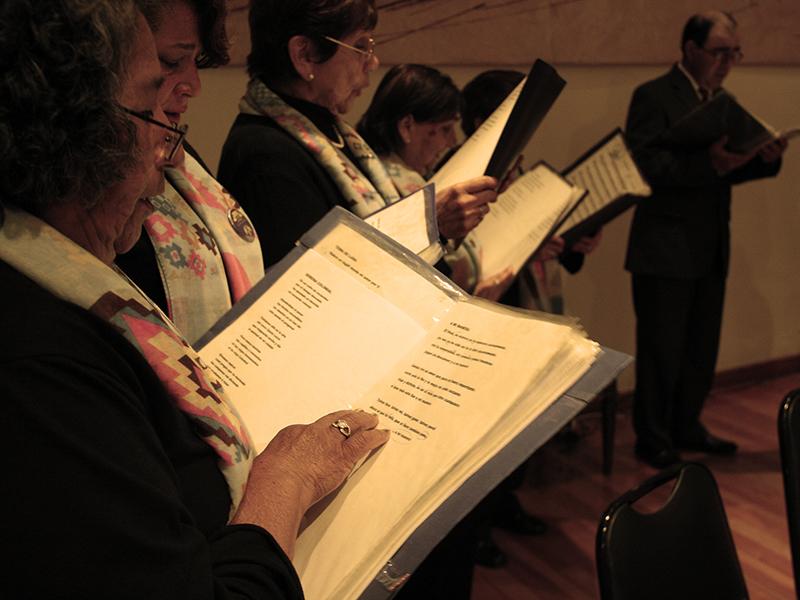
[431,78,525,191]
[466,164,580,278]
[557,131,650,236]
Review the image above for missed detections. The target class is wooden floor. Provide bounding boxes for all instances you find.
[472,372,800,599]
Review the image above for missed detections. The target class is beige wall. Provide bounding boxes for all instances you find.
[185,64,800,392]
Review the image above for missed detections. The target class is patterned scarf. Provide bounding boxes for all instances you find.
[0,207,254,514]
[382,153,427,197]
[144,152,264,344]
[239,79,400,217]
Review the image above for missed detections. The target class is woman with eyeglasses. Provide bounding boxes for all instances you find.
[218,0,498,269]
[117,0,265,345]
[0,1,388,597]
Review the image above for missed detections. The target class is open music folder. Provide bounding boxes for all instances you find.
[463,161,585,280]
[363,184,442,264]
[663,90,799,154]
[195,207,610,600]
[431,59,566,192]
[556,129,651,246]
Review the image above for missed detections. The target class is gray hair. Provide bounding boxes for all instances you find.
[0,0,140,213]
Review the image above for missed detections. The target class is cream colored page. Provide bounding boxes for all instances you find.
[469,165,577,277]
[293,301,590,599]
[430,78,524,191]
[198,224,455,450]
[558,133,651,235]
[343,330,599,599]
[364,187,432,255]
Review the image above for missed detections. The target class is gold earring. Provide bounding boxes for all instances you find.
[308,73,315,81]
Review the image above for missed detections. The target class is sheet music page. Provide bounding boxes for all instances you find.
[430,79,524,191]
[198,222,456,450]
[557,132,651,235]
[294,300,598,599]
[364,186,436,257]
[467,164,578,278]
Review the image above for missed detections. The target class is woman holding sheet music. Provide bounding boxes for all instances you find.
[461,69,603,313]
[0,2,388,597]
[357,63,516,301]
[217,0,498,269]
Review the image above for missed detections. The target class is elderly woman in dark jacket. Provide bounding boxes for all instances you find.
[218,0,498,268]
[0,2,386,598]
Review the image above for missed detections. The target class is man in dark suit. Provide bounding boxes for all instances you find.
[625,10,787,468]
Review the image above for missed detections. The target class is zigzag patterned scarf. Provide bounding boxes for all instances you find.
[144,152,264,344]
[0,207,254,514]
[239,79,400,217]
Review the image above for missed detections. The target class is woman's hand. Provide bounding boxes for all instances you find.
[571,229,603,255]
[231,409,389,558]
[532,236,565,262]
[473,268,515,302]
[436,176,498,239]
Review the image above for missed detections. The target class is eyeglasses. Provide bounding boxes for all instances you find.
[701,45,743,64]
[121,107,188,161]
[323,35,376,61]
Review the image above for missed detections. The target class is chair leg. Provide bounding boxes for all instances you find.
[601,380,619,475]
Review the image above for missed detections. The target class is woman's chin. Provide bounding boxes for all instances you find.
[115,198,155,255]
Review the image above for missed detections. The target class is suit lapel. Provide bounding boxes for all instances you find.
[666,64,703,121]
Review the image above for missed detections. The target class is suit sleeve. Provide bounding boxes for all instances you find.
[726,153,782,184]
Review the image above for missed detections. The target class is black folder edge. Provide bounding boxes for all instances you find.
[562,128,626,176]
[559,194,638,248]
[557,128,650,247]
[363,184,443,264]
[359,346,633,599]
[195,206,467,351]
[484,59,567,182]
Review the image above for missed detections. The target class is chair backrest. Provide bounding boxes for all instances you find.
[596,462,748,600]
[779,388,800,599]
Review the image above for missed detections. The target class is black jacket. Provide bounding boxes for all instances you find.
[624,65,781,278]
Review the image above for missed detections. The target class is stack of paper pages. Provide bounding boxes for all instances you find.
[197,208,599,600]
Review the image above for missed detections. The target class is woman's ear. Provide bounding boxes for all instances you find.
[287,35,317,82]
[397,114,414,145]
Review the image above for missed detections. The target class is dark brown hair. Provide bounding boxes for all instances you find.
[357,64,462,156]
[680,11,737,52]
[138,0,230,68]
[248,0,378,85]
[461,70,524,137]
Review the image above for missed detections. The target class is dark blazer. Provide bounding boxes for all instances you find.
[218,113,349,268]
[624,65,781,279]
